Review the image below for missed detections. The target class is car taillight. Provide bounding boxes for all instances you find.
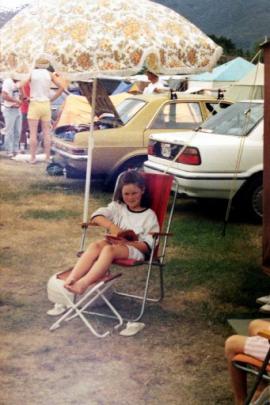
[176,147,201,165]
[148,140,155,156]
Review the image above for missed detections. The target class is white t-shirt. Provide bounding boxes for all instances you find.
[30,69,52,101]
[143,78,167,95]
[2,78,20,108]
[91,201,159,251]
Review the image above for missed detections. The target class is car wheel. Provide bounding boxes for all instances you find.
[105,156,147,191]
[244,176,263,222]
[65,166,86,179]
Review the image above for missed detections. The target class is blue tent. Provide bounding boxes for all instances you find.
[190,57,255,82]
[112,81,132,94]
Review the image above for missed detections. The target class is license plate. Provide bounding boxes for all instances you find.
[161,143,171,158]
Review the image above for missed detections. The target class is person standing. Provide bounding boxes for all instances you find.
[19,81,30,151]
[2,74,22,157]
[26,57,64,164]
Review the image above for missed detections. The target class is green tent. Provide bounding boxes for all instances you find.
[226,63,264,101]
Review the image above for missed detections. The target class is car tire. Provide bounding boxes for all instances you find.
[65,166,86,179]
[242,175,263,222]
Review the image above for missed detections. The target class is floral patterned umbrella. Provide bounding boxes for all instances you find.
[0,0,222,80]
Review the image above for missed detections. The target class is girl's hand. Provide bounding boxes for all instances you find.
[105,234,125,245]
[108,223,122,235]
[117,229,138,241]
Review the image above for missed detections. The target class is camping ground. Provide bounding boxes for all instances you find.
[0,154,267,404]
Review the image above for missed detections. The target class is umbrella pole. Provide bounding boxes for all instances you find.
[79,78,97,253]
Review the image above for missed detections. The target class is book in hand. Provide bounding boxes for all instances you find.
[105,230,138,243]
[105,234,124,243]
[116,229,138,241]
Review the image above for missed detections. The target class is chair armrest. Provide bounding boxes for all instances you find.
[81,221,100,229]
[149,232,173,237]
[258,330,270,340]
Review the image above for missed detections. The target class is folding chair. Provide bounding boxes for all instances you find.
[48,269,124,338]
[48,171,177,336]
[111,171,178,322]
[232,329,270,405]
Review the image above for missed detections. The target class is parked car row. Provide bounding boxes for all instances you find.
[51,92,232,184]
[144,100,264,222]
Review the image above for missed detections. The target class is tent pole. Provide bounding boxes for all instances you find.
[261,40,270,274]
[80,78,97,252]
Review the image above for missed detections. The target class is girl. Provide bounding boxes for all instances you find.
[64,170,159,295]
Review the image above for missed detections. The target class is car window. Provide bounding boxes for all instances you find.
[149,102,203,130]
[205,101,231,115]
[116,98,146,125]
[201,102,264,136]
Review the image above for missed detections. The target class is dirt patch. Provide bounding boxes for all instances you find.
[0,156,235,404]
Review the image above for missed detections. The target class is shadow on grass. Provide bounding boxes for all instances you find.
[22,208,80,221]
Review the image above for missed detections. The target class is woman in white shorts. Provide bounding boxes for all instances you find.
[24,56,64,164]
[225,319,270,404]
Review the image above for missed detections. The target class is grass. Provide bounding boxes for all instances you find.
[163,201,265,324]
[22,208,80,221]
[0,155,267,404]
[0,156,267,323]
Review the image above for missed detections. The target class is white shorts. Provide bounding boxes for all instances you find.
[244,336,270,361]
[127,245,145,261]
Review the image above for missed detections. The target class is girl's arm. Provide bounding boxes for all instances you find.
[50,73,65,102]
[90,215,122,235]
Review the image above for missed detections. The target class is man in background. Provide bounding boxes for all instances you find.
[2,74,22,157]
[143,70,168,94]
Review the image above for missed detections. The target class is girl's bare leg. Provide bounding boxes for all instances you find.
[64,240,108,287]
[225,335,247,405]
[66,244,129,294]
[248,319,270,336]
[41,120,51,161]
[28,119,39,162]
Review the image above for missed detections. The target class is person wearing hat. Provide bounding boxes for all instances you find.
[2,73,22,158]
[24,56,64,164]
[143,70,167,95]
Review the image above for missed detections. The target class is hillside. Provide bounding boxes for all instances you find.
[155,0,270,50]
[0,1,269,51]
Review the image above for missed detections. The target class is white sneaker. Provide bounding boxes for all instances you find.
[119,322,145,336]
[259,304,270,313]
[47,303,67,316]
[256,295,270,305]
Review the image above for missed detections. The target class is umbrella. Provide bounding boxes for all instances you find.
[0,0,222,248]
[0,0,222,79]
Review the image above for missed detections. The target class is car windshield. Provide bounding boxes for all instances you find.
[116,98,146,125]
[200,102,263,136]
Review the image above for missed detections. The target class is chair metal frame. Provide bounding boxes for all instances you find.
[49,273,123,338]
